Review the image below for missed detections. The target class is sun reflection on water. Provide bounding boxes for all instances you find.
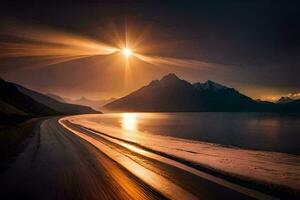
[121,113,137,131]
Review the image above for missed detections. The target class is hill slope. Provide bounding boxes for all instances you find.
[16,84,100,115]
[0,78,57,116]
[46,93,66,103]
[0,100,27,116]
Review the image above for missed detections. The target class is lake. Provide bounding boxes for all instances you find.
[88,112,300,154]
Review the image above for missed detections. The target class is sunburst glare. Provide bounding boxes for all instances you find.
[0,22,225,76]
[122,48,132,57]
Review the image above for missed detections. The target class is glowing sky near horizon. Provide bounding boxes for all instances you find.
[0,22,298,101]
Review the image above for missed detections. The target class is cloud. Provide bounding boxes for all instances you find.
[287,92,300,99]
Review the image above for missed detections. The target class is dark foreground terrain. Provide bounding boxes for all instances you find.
[0,118,43,171]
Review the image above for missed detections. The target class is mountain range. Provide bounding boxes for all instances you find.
[103,73,300,112]
[16,84,100,115]
[63,97,116,110]
[0,78,99,124]
[2,74,299,118]
[276,96,294,104]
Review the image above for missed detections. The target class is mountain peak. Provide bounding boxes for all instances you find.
[206,80,214,84]
[160,73,181,82]
[194,80,228,92]
[79,96,87,101]
[277,96,293,104]
[103,74,260,112]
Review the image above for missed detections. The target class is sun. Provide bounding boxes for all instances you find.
[122,48,132,57]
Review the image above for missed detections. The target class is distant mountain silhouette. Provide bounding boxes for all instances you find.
[65,96,116,110]
[194,80,228,91]
[0,78,100,125]
[46,93,66,103]
[193,79,260,111]
[104,74,200,112]
[277,96,294,104]
[103,74,259,112]
[16,84,100,115]
[0,78,57,116]
[103,74,300,112]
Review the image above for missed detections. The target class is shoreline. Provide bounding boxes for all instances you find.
[88,112,300,154]
[67,115,300,199]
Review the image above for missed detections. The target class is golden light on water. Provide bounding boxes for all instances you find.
[121,113,137,131]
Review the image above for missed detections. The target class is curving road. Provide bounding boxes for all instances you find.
[0,117,277,200]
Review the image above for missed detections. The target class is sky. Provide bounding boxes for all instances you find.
[0,0,299,101]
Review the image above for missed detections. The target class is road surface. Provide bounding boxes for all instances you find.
[0,117,277,200]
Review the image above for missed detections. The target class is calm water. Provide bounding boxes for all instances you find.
[90,112,300,154]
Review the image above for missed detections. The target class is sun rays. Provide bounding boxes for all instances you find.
[122,48,132,57]
[0,22,224,78]
[0,24,118,59]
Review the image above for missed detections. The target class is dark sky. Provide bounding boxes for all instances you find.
[1,0,299,100]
